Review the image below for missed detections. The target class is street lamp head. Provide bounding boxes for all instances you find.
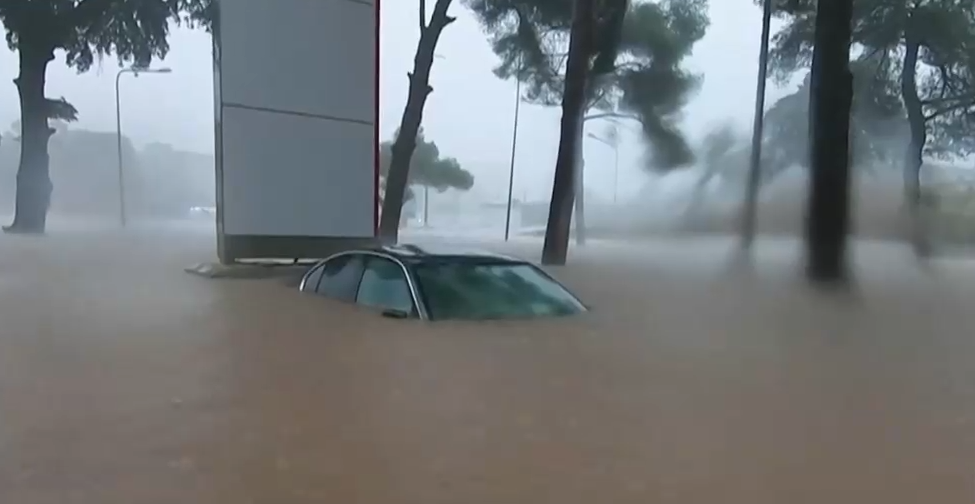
[126,66,173,75]
[586,132,619,149]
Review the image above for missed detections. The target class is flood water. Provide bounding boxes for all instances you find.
[2,226,975,503]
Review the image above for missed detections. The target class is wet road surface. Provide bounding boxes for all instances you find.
[2,228,975,503]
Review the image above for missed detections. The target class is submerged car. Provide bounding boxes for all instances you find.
[298,244,586,321]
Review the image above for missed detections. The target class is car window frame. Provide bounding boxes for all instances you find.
[355,255,421,317]
[314,253,367,302]
[300,251,426,319]
[298,263,326,292]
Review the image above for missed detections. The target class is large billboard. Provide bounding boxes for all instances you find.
[213,0,379,262]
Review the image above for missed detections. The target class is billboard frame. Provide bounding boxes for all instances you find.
[211,0,381,263]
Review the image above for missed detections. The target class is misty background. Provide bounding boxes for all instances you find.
[0,0,798,225]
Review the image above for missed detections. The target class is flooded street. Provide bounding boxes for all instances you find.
[2,226,975,503]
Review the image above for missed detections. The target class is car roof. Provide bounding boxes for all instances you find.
[365,243,526,265]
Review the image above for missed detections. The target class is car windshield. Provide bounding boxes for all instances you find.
[412,261,585,320]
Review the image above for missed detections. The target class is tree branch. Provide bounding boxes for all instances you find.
[924,99,975,121]
[586,86,608,109]
[427,0,455,30]
[923,93,975,107]
[67,0,120,27]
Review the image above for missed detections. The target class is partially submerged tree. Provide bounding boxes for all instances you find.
[379,0,457,241]
[378,129,475,207]
[467,0,709,263]
[539,0,605,262]
[0,0,212,234]
[804,0,855,283]
[767,0,975,211]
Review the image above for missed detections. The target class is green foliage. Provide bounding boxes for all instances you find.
[767,0,974,76]
[705,63,911,189]
[928,103,975,155]
[762,67,906,176]
[43,97,79,123]
[0,0,212,69]
[700,121,738,169]
[380,129,474,192]
[465,0,709,169]
[177,0,216,30]
[684,120,740,217]
[6,99,77,141]
[764,0,975,157]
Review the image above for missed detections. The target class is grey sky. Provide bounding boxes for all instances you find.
[0,0,794,202]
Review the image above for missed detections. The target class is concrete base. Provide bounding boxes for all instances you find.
[184,261,311,285]
[216,234,378,264]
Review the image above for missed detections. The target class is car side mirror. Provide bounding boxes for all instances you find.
[381,308,409,319]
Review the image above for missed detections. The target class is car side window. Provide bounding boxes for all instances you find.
[356,257,415,314]
[317,255,365,301]
[301,264,326,292]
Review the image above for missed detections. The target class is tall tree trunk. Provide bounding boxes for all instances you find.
[5,45,55,234]
[900,37,928,252]
[900,38,925,213]
[542,0,595,265]
[574,118,586,245]
[805,0,854,284]
[378,0,454,241]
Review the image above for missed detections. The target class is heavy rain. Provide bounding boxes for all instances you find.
[2,0,975,503]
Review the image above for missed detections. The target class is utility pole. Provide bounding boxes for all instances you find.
[587,130,620,204]
[739,0,774,251]
[115,66,172,228]
[504,61,523,241]
[423,185,429,227]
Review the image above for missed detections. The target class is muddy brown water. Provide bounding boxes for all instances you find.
[2,231,975,503]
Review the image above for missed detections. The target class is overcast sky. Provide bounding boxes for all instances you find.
[0,0,794,202]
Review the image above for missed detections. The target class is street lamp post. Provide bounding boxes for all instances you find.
[423,185,429,227]
[503,70,522,241]
[115,66,172,227]
[608,126,620,204]
[586,131,620,204]
[419,53,445,230]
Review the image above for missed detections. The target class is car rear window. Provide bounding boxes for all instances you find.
[412,261,585,320]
